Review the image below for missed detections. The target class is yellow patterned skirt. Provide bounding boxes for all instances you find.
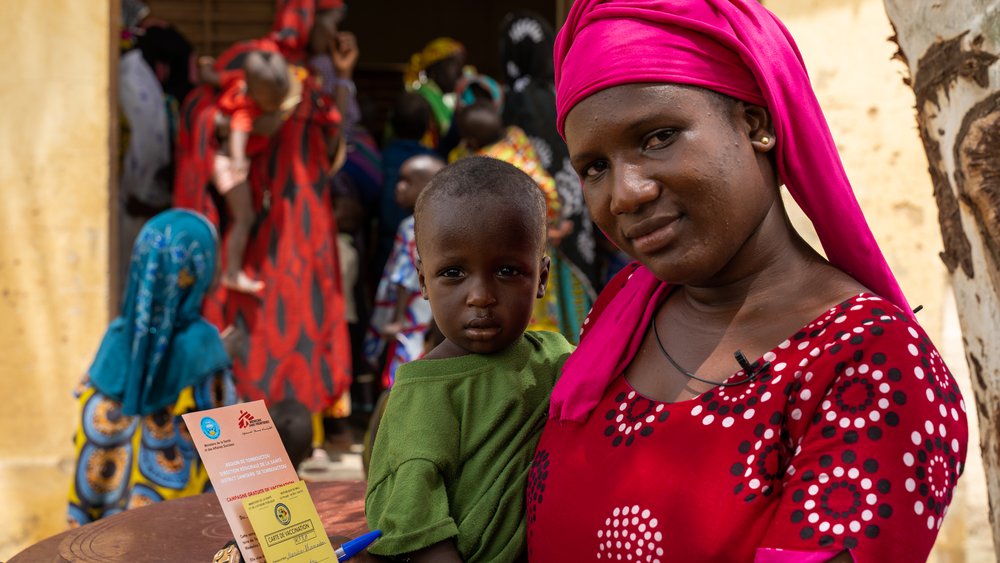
[67,373,236,527]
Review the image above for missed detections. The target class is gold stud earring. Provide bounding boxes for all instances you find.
[760,136,771,145]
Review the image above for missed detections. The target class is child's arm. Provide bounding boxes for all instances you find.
[380,283,410,337]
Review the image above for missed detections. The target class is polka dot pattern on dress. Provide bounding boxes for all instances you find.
[596,505,664,562]
[527,449,550,532]
[730,411,789,503]
[604,390,669,447]
[689,361,775,428]
[527,293,967,562]
[779,296,966,552]
[903,412,962,530]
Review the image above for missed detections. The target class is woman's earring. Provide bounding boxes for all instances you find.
[760,136,771,145]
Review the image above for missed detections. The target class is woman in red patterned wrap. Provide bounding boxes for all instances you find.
[527,1,969,561]
[173,0,353,418]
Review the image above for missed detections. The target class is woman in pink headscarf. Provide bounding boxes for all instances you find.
[527,1,968,562]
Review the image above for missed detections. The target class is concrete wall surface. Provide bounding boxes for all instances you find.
[0,0,112,559]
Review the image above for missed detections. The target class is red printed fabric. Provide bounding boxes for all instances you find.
[217,80,261,134]
[173,83,222,225]
[174,37,350,413]
[528,293,968,562]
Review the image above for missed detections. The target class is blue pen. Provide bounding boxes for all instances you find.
[335,530,382,561]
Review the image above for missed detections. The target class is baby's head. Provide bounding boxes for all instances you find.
[396,154,445,211]
[414,156,549,355]
[244,50,290,114]
[455,101,504,151]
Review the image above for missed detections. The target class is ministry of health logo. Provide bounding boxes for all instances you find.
[200,416,221,440]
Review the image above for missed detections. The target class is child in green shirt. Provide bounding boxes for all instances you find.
[365,156,575,562]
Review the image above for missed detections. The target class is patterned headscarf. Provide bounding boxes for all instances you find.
[89,210,230,416]
[456,73,504,112]
[404,37,466,88]
[553,0,908,313]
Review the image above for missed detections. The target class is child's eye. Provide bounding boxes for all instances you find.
[642,129,677,151]
[439,268,464,278]
[497,266,521,277]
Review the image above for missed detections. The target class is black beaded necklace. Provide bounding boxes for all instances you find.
[650,317,770,387]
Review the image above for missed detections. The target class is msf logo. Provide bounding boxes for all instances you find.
[238,410,256,429]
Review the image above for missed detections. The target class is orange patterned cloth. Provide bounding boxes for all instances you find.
[475,126,560,225]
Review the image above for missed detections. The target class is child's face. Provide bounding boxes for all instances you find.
[417,198,549,355]
[395,158,433,210]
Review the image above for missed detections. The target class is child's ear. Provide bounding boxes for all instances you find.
[417,258,429,299]
[536,255,551,299]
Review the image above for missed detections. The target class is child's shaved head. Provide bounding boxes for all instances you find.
[414,156,547,256]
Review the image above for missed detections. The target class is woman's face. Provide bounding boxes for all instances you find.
[564,83,778,286]
[427,54,465,93]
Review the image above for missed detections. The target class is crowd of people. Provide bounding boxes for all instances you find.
[69,0,610,530]
[68,0,970,561]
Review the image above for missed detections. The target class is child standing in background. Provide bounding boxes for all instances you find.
[376,92,437,278]
[363,154,446,388]
[364,157,574,562]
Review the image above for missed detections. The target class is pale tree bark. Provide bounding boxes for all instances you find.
[883,1,1000,558]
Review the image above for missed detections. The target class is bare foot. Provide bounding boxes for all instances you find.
[221,271,265,294]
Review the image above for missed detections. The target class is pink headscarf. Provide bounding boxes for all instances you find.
[549,0,910,422]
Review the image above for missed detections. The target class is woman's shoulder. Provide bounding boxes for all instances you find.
[783,293,953,394]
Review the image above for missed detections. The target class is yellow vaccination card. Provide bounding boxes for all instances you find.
[243,480,337,562]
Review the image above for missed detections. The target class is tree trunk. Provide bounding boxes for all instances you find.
[882,1,1000,558]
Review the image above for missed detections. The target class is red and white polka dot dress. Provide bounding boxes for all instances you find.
[527,294,967,562]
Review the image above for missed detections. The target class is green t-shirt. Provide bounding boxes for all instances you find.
[365,331,574,561]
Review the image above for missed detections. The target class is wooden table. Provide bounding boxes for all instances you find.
[10,480,368,562]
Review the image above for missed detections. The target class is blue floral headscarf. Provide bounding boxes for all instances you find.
[89,209,230,416]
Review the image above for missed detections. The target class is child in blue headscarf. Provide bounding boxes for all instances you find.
[68,209,238,527]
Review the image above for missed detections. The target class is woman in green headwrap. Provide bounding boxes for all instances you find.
[404,37,466,148]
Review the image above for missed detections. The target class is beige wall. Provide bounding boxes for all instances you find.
[0,0,112,559]
[769,0,992,560]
